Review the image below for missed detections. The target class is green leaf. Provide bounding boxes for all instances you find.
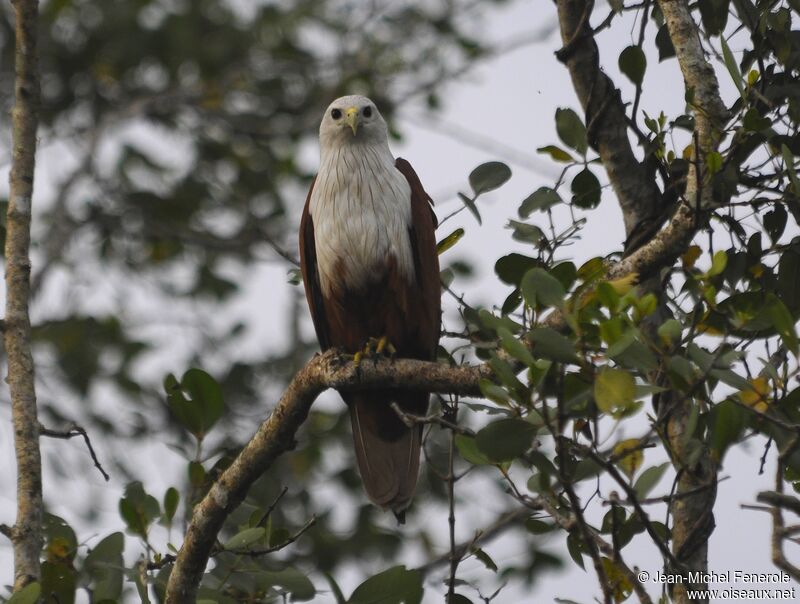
[707,249,727,276]
[782,145,800,194]
[497,327,536,366]
[224,527,266,550]
[699,0,730,35]
[41,561,76,604]
[508,219,544,244]
[705,151,723,175]
[7,583,41,604]
[608,331,659,372]
[619,45,647,85]
[555,108,588,155]
[519,187,562,217]
[84,532,124,601]
[495,253,542,286]
[455,434,492,465]
[594,368,636,416]
[258,569,316,601]
[566,532,585,570]
[348,566,423,604]
[764,205,787,243]
[163,487,179,524]
[720,35,744,98]
[457,192,482,225]
[634,463,669,498]
[710,399,745,460]
[165,368,224,440]
[521,268,566,309]
[655,24,676,61]
[526,518,557,534]
[119,482,160,538]
[472,547,498,572]
[536,145,574,163]
[570,168,601,209]
[475,418,536,461]
[325,573,347,604]
[767,294,799,354]
[188,461,205,487]
[743,107,771,131]
[657,319,683,346]
[479,378,512,406]
[469,161,512,196]
[528,328,578,363]
[437,228,464,255]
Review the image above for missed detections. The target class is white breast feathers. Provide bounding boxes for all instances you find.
[310,145,415,297]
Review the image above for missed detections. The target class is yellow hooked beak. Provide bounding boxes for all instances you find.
[344,106,359,135]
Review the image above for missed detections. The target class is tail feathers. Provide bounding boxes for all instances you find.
[348,392,424,514]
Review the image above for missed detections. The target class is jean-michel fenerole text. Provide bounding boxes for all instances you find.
[651,570,791,584]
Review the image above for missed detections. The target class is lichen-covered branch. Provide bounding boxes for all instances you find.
[652,5,729,602]
[658,0,729,206]
[5,0,43,592]
[555,0,662,239]
[164,351,488,603]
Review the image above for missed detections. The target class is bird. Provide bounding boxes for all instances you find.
[298,95,441,521]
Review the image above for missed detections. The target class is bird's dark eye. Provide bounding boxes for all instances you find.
[363,105,373,118]
[331,108,342,120]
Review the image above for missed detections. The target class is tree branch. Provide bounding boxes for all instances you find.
[164,350,488,603]
[5,0,43,592]
[39,423,110,481]
[555,0,663,238]
[657,0,729,207]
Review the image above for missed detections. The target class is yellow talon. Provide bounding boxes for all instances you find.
[353,351,363,367]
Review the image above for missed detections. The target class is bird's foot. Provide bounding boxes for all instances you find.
[353,336,396,369]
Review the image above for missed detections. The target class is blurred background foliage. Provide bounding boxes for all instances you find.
[5,0,800,601]
[0,0,552,601]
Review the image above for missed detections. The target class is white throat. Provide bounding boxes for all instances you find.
[310,142,414,297]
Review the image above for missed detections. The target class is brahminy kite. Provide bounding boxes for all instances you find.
[299,95,441,520]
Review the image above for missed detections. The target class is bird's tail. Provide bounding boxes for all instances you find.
[346,390,427,518]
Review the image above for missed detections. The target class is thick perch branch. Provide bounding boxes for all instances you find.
[164,351,488,603]
[5,0,43,592]
[653,4,728,603]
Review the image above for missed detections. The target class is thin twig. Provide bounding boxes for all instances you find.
[219,516,316,557]
[415,508,529,577]
[390,402,475,436]
[447,399,459,600]
[39,423,110,481]
[257,486,289,527]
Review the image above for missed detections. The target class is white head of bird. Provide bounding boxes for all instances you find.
[319,95,389,149]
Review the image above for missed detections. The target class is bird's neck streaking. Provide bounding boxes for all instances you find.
[310,141,415,298]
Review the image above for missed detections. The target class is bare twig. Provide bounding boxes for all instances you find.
[219,516,316,557]
[447,400,459,600]
[257,486,289,527]
[415,508,529,577]
[5,0,43,592]
[390,401,475,436]
[0,525,13,540]
[39,423,110,481]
